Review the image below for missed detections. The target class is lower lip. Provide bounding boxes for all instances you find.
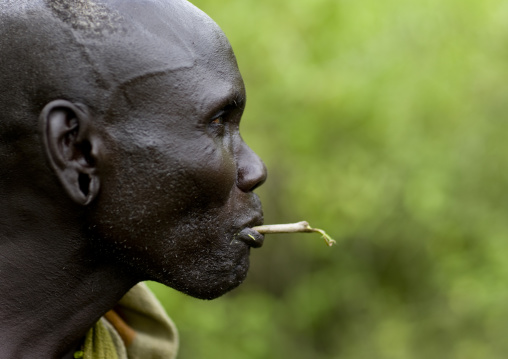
[236,227,264,248]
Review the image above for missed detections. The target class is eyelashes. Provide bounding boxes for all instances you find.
[210,115,224,126]
[209,111,226,136]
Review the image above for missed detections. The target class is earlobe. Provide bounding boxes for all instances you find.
[40,100,101,205]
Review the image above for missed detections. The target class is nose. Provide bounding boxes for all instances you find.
[236,141,267,192]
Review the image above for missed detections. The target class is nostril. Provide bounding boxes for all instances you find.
[250,175,266,191]
[237,161,267,192]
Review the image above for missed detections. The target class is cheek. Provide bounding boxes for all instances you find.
[120,135,237,220]
[188,139,236,203]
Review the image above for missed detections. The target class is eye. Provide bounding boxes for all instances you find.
[209,111,227,136]
[210,116,224,125]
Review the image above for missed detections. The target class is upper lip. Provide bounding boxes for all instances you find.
[247,215,264,229]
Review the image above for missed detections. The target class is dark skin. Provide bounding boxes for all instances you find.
[0,0,267,357]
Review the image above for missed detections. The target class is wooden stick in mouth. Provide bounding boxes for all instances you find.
[252,221,336,247]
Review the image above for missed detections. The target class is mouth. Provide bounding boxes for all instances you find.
[235,217,265,248]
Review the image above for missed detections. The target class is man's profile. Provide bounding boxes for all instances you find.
[0,0,267,357]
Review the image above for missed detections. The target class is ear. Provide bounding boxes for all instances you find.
[40,100,102,205]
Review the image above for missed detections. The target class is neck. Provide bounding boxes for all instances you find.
[0,219,137,358]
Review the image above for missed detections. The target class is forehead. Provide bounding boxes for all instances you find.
[73,0,240,93]
[74,0,245,122]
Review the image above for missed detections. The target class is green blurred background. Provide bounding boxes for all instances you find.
[148,0,508,357]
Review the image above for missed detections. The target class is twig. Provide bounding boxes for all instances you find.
[252,221,336,247]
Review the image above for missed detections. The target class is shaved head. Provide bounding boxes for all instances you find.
[0,0,231,119]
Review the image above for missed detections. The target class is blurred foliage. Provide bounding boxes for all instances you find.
[148,0,508,357]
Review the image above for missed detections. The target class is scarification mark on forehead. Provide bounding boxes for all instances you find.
[44,0,124,35]
[108,67,191,109]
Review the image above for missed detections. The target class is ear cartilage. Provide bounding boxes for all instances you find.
[252,221,336,247]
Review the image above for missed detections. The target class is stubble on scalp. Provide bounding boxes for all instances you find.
[44,0,124,36]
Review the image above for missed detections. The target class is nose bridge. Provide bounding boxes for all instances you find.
[236,139,267,192]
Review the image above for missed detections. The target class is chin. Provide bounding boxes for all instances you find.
[156,254,251,300]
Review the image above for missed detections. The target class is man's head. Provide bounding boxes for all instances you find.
[0,0,267,299]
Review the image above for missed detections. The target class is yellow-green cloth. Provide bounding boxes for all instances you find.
[81,283,179,359]
[83,319,119,359]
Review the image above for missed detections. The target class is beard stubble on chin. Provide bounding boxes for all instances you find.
[139,210,253,300]
[84,198,253,300]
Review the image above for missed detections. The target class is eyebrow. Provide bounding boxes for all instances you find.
[216,90,246,113]
[205,90,245,123]
[228,91,246,109]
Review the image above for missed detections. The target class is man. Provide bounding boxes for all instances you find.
[0,0,267,357]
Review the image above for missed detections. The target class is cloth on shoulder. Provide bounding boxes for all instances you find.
[80,282,179,359]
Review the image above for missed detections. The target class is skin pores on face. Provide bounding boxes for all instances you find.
[86,7,266,299]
